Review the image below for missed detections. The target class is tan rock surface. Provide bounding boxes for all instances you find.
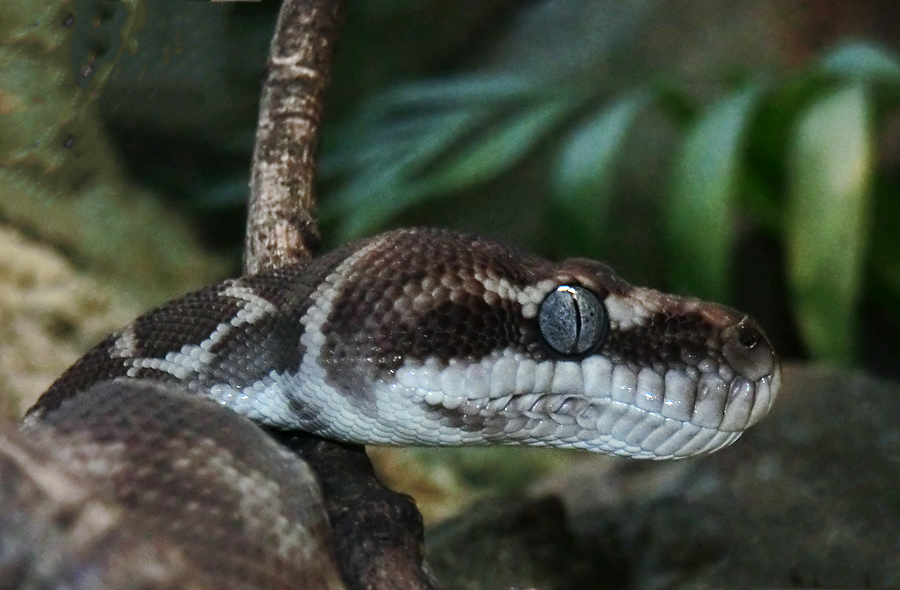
[0,225,138,418]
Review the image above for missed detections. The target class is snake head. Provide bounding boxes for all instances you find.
[307,229,781,459]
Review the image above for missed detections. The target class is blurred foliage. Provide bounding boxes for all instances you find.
[10,0,900,368]
[0,0,228,303]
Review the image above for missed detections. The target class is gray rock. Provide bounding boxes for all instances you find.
[427,365,900,589]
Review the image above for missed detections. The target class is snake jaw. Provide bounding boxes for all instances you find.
[389,343,778,458]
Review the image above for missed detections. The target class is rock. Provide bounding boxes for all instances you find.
[427,365,900,589]
[426,496,628,590]
[0,226,138,418]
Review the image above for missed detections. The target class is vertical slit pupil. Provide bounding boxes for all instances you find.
[539,285,608,357]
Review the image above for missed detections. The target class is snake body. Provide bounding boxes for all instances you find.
[6,381,345,589]
[11,227,781,587]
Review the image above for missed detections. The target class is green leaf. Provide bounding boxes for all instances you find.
[324,157,420,241]
[366,74,541,112]
[666,85,761,300]
[321,110,487,236]
[417,100,570,195]
[324,102,569,242]
[787,84,872,362]
[819,42,900,84]
[552,92,651,255]
[320,109,485,178]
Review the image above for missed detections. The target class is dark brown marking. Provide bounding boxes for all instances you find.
[319,229,556,400]
[603,311,721,369]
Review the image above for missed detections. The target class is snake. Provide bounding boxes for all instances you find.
[8,227,781,588]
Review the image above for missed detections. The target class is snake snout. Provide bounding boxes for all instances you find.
[718,315,781,431]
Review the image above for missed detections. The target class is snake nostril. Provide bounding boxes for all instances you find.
[737,326,759,349]
[722,318,775,382]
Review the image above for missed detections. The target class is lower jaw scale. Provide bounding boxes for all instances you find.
[506,406,743,459]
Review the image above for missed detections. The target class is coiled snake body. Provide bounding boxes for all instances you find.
[8,228,781,588]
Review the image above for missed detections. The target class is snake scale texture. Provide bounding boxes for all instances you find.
[5,227,781,588]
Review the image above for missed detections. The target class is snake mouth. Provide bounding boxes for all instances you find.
[406,352,781,459]
[409,367,779,459]
[397,337,782,458]
[587,365,781,459]
[492,369,777,459]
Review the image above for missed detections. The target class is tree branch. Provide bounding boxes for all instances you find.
[244,2,437,588]
[244,0,344,275]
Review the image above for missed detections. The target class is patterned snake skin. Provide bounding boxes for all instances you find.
[10,227,781,586]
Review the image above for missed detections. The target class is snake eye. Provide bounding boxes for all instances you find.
[538,285,608,356]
